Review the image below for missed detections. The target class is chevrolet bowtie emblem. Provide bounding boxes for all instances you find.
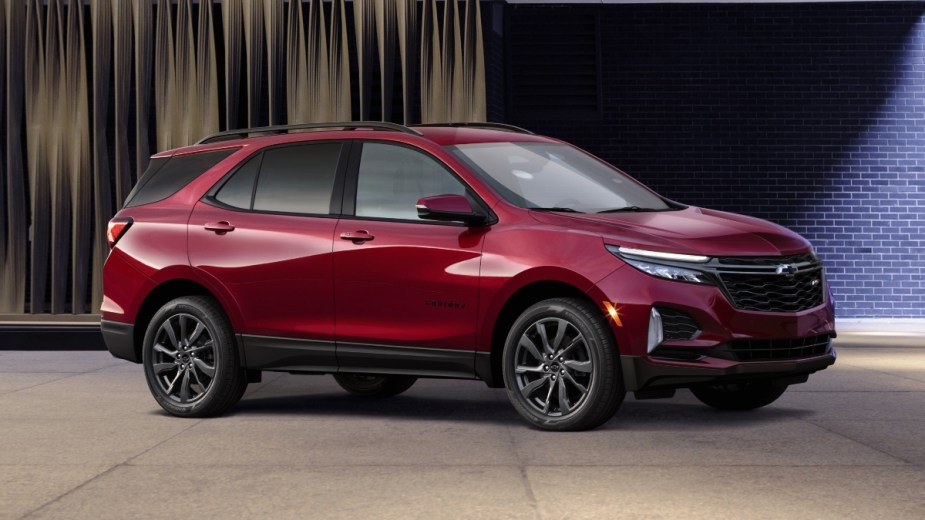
[775,264,797,276]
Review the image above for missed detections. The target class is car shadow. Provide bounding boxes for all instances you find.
[218,389,818,430]
[226,392,524,425]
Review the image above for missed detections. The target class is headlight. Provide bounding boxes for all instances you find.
[607,245,714,285]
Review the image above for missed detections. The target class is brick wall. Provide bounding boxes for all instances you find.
[504,2,925,318]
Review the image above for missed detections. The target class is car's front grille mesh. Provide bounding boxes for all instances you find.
[713,255,824,312]
[658,308,701,341]
[717,253,817,266]
[724,334,832,361]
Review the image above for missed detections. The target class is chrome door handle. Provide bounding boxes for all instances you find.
[339,230,375,243]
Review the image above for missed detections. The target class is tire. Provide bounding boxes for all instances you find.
[690,381,787,411]
[333,374,417,398]
[142,296,248,417]
[502,298,625,431]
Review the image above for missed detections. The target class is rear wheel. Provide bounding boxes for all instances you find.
[333,374,417,397]
[142,296,247,417]
[690,381,787,411]
[502,298,625,431]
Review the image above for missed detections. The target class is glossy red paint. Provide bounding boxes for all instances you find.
[101,124,836,394]
[419,194,474,213]
[187,201,338,340]
[332,218,487,349]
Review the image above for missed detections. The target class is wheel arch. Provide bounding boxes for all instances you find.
[132,277,241,363]
[479,277,610,388]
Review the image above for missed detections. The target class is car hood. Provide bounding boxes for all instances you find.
[530,206,812,257]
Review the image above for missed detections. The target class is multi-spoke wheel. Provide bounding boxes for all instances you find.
[333,374,417,397]
[502,298,624,431]
[142,296,247,417]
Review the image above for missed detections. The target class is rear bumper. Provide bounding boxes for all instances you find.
[100,319,138,363]
[621,347,836,392]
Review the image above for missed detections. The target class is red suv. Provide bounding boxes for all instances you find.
[101,122,836,431]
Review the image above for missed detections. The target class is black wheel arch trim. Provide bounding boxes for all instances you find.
[101,319,138,363]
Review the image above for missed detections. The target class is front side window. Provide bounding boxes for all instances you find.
[252,143,342,214]
[355,142,467,221]
[448,142,671,214]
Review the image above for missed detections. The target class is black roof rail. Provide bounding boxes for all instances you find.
[197,121,422,144]
[411,122,535,135]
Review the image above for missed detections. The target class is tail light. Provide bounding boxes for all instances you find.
[107,217,133,248]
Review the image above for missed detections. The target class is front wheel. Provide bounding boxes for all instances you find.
[142,296,248,417]
[690,381,787,411]
[333,374,417,398]
[502,298,625,431]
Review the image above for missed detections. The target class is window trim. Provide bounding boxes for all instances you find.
[342,140,497,227]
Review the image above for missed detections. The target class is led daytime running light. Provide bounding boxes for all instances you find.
[616,246,710,263]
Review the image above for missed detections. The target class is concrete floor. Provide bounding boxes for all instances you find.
[1,341,924,519]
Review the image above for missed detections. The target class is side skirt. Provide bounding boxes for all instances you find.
[241,334,485,381]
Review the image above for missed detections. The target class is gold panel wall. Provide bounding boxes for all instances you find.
[0,0,486,316]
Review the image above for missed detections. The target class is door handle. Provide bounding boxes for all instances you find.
[340,230,375,243]
[204,221,235,234]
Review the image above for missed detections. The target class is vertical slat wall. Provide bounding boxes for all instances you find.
[0,0,486,316]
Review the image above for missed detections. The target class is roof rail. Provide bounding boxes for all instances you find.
[197,121,422,144]
[411,122,535,135]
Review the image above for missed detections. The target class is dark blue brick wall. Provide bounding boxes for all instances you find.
[504,2,925,318]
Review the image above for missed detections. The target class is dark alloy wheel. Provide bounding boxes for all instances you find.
[690,381,788,411]
[502,298,624,431]
[333,374,417,398]
[143,296,247,417]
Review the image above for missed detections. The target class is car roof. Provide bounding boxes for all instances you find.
[154,124,556,158]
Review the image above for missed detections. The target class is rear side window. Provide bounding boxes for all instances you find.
[252,143,342,214]
[124,148,239,208]
[214,153,261,209]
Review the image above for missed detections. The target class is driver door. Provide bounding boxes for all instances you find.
[333,141,487,376]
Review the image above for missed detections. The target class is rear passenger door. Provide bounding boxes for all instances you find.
[188,141,348,370]
[333,141,487,377]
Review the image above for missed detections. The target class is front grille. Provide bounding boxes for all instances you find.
[723,334,832,362]
[658,308,701,341]
[714,254,824,312]
[717,253,816,266]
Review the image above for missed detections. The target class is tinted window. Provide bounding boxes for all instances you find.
[253,143,341,214]
[355,143,466,220]
[124,148,239,208]
[214,153,261,209]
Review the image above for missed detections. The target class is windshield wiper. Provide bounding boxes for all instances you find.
[598,206,659,213]
[528,207,583,213]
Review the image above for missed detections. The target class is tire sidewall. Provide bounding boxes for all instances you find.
[502,299,613,430]
[142,297,231,417]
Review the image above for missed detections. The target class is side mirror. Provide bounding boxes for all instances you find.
[416,194,487,226]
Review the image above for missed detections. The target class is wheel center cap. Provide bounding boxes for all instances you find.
[551,363,560,372]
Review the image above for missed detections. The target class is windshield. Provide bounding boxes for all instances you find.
[448,142,671,213]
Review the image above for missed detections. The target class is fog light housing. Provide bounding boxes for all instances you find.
[647,307,664,353]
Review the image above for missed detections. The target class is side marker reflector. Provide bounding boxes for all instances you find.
[603,300,623,327]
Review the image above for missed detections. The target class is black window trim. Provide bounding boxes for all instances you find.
[202,140,352,219]
[341,139,497,227]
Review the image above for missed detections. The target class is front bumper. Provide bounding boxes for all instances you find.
[588,262,837,391]
[621,347,836,391]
